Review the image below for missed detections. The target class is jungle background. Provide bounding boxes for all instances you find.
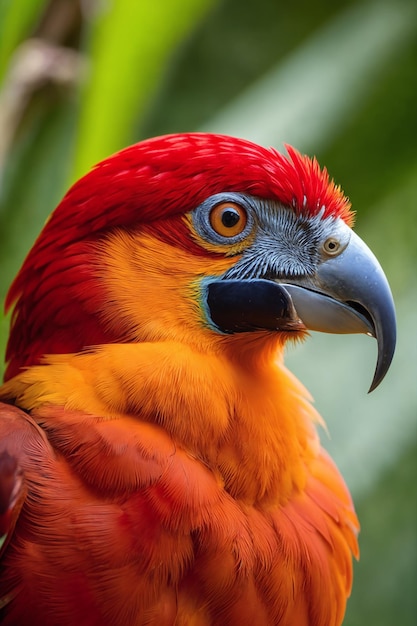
[0,0,416,624]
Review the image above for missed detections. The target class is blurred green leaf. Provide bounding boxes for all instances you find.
[72,0,216,178]
[344,441,417,626]
[0,98,78,298]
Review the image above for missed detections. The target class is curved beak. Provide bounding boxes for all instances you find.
[282,230,396,392]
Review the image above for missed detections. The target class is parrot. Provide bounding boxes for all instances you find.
[0,133,396,626]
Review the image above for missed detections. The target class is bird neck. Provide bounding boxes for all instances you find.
[0,338,320,507]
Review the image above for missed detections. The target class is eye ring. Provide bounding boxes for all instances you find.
[209,202,248,238]
[191,192,255,248]
[323,237,341,256]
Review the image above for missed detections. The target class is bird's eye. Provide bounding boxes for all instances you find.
[191,193,255,248]
[209,202,248,238]
[323,237,341,256]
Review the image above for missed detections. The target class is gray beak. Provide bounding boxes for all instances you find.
[282,230,397,392]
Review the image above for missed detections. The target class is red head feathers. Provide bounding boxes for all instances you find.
[4,133,352,380]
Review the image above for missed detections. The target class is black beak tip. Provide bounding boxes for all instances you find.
[368,323,397,393]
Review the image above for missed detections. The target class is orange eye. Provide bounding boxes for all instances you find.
[209,202,248,238]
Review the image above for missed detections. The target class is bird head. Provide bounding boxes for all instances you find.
[4,133,396,390]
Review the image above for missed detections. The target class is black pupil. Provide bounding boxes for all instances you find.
[221,208,240,228]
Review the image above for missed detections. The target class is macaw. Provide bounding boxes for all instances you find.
[0,133,396,626]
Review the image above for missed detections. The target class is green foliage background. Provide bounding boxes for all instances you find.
[0,0,416,624]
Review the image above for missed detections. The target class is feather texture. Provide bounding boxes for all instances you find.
[4,134,352,380]
[0,134,359,625]
[0,335,358,625]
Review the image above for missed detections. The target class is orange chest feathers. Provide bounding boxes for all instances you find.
[0,343,358,626]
